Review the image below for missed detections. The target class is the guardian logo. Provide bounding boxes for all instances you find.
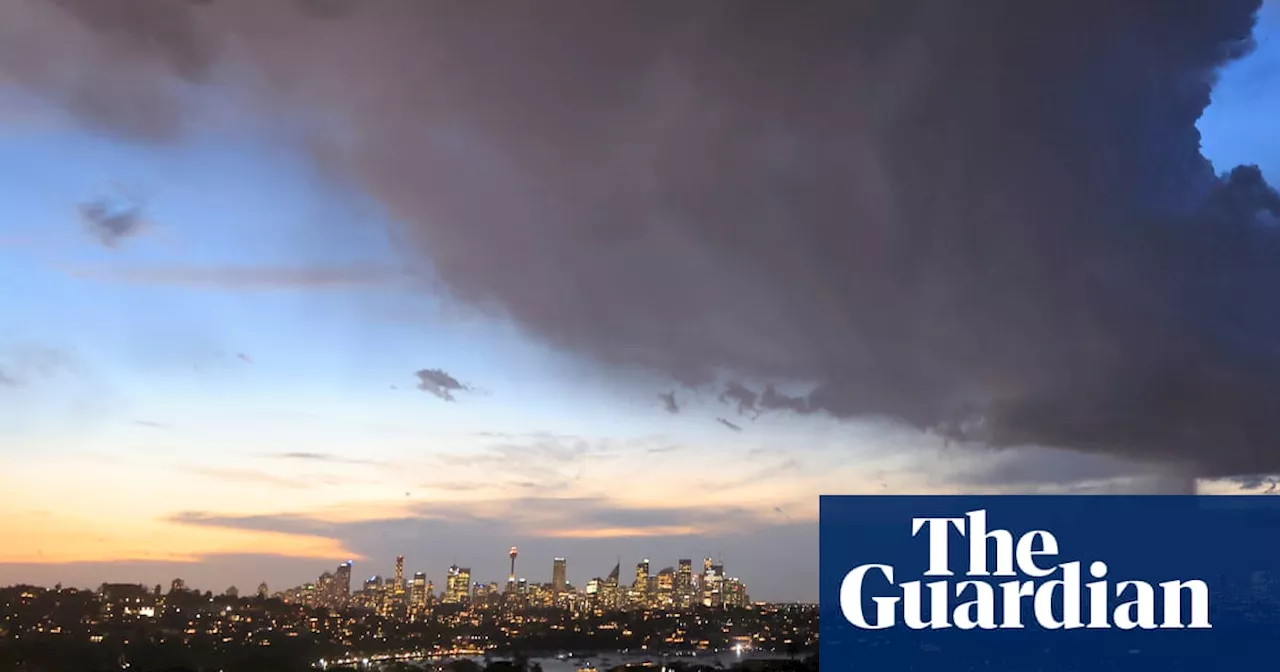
[840,509,1211,631]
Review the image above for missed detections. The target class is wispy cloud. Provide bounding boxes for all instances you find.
[0,345,84,386]
[271,451,381,467]
[66,264,401,290]
[707,458,802,492]
[167,510,341,536]
[236,353,254,365]
[184,467,315,490]
[133,420,166,429]
[414,368,474,402]
[716,417,743,432]
[168,496,794,542]
[658,390,680,414]
[546,525,703,539]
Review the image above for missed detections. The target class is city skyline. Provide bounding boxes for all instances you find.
[2,1,1280,607]
[1,549,766,607]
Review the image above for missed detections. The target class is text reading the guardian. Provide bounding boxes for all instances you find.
[840,509,1209,630]
[819,496,1280,671]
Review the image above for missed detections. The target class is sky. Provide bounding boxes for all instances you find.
[0,1,1279,603]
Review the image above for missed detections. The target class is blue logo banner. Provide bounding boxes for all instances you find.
[819,495,1280,671]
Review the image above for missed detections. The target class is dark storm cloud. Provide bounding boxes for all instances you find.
[413,368,471,402]
[941,446,1201,493]
[7,1,1280,479]
[77,196,146,248]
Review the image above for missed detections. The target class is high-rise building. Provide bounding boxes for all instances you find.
[702,559,725,607]
[634,559,650,590]
[445,565,471,604]
[552,558,567,596]
[656,567,674,606]
[604,561,621,610]
[723,577,748,607]
[508,547,519,588]
[633,559,650,607]
[317,571,335,605]
[394,555,405,598]
[335,561,353,603]
[676,559,693,608]
[410,572,428,614]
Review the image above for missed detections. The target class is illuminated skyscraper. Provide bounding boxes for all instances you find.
[656,567,674,606]
[634,559,650,589]
[702,559,725,607]
[410,572,427,614]
[723,577,748,607]
[508,546,519,588]
[552,558,567,595]
[335,561,353,604]
[633,559,650,607]
[317,571,335,605]
[676,559,693,608]
[394,555,405,598]
[445,565,471,604]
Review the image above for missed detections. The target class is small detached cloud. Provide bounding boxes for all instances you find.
[414,367,474,402]
[0,367,17,387]
[237,353,254,365]
[658,390,680,414]
[716,417,743,432]
[78,195,147,248]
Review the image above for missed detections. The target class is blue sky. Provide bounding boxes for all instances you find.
[1,4,1278,603]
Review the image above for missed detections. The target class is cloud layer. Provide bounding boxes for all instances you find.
[3,1,1279,481]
